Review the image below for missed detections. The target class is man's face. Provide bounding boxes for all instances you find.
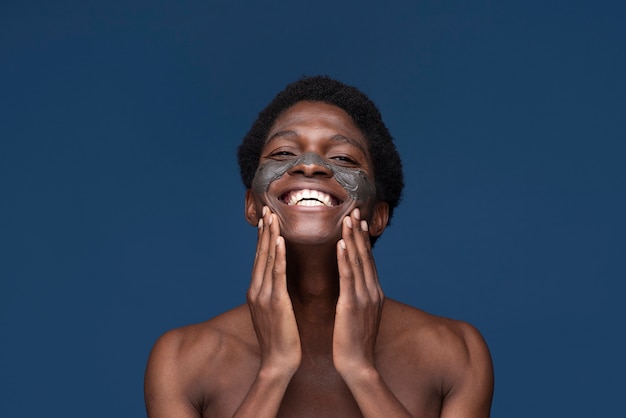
[246,101,385,245]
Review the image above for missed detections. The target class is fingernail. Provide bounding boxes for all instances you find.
[262,206,268,216]
[344,217,352,228]
[353,208,360,220]
[361,220,368,231]
[339,239,346,250]
[268,214,273,226]
[258,218,263,228]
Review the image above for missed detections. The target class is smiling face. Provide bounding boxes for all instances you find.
[245,101,388,245]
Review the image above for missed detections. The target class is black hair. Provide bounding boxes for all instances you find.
[237,75,404,229]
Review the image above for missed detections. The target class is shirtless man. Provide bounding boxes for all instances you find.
[144,76,494,417]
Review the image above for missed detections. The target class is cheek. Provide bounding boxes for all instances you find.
[251,160,292,194]
[352,171,377,203]
[333,167,377,203]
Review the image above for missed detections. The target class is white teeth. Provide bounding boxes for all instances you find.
[286,189,333,206]
[296,199,324,206]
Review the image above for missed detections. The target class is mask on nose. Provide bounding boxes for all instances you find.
[252,152,376,204]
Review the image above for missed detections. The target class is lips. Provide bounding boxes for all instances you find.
[280,188,342,207]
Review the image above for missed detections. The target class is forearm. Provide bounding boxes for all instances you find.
[238,211,300,417]
[335,212,410,416]
[341,366,412,418]
[233,366,294,418]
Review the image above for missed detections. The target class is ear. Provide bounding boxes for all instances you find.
[368,201,389,238]
[244,189,260,226]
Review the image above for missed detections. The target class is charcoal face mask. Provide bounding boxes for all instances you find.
[251,152,376,204]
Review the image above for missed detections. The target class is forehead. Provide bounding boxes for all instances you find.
[266,101,368,149]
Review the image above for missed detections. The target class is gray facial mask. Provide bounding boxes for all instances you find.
[251,152,376,203]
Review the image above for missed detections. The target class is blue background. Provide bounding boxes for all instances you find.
[1,0,624,416]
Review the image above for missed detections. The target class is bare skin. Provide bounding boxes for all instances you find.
[145,102,494,417]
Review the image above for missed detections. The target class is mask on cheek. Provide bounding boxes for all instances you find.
[251,152,377,204]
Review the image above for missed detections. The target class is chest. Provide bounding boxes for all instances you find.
[284,357,444,417]
[277,359,363,417]
[202,350,444,417]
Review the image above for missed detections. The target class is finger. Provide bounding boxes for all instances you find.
[352,211,381,296]
[254,206,267,256]
[249,206,270,296]
[339,214,363,298]
[351,211,370,297]
[273,235,288,297]
[260,212,279,297]
[337,237,356,303]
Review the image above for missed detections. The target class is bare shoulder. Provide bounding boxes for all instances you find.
[379,299,494,415]
[144,305,258,415]
[381,298,491,360]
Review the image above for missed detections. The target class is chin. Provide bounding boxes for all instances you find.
[279,221,343,247]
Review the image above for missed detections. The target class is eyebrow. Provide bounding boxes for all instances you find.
[266,130,369,156]
[266,130,298,143]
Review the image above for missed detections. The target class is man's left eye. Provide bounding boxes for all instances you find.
[331,156,357,164]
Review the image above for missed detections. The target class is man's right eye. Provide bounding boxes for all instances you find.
[269,151,296,158]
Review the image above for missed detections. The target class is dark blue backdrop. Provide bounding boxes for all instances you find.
[2,1,624,416]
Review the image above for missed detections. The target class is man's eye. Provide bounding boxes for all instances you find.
[269,151,296,158]
[331,155,357,164]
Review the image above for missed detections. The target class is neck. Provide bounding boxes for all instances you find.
[285,242,339,356]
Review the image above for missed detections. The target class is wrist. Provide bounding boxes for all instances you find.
[258,360,299,382]
[335,360,379,385]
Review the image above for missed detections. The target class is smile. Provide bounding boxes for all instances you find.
[281,189,341,207]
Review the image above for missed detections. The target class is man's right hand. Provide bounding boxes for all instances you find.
[246,206,301,376]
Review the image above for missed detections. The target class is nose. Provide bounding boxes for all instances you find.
[287,152,333,178]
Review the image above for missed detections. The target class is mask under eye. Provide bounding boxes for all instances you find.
[252,152,376,203]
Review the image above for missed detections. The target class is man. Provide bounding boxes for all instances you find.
[144,76,494,417]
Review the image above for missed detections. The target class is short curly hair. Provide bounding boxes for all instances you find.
[237,75,404,226]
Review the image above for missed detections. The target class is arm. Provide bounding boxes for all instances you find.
[333,208,412,417]
[234,208,301,417]
[144,330,201,418]
[440,323,494,418]
[335,209,494,417]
